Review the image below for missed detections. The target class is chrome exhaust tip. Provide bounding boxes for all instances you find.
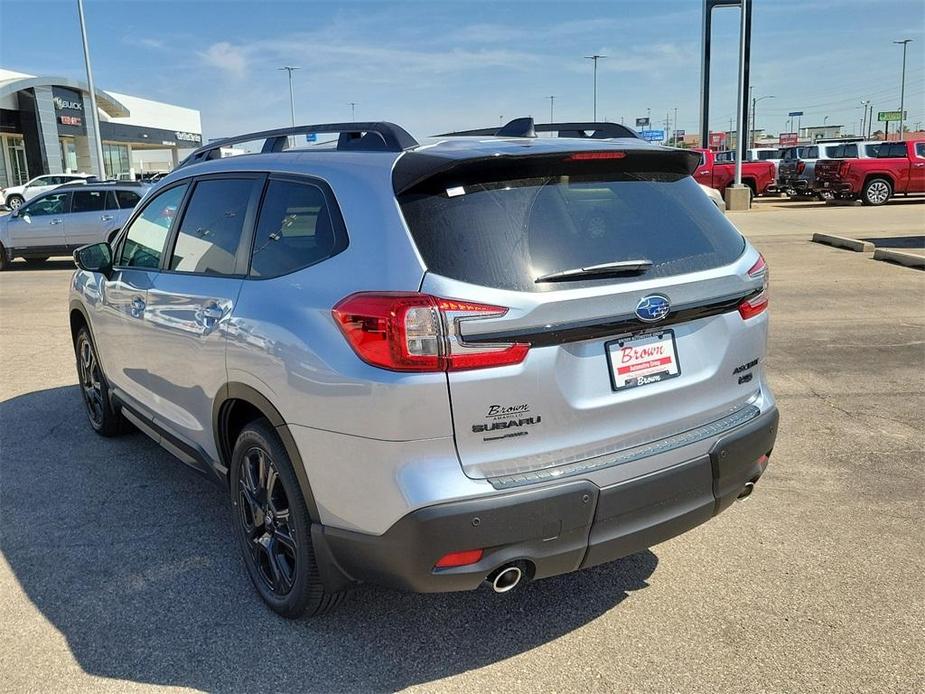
[737,481,755,500]
[488,565,523,593]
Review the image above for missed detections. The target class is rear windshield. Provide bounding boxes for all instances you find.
[399,174,745,292]
[755,150,779,160]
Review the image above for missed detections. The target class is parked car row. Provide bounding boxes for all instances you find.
[0,181,147,269]
[813,139,925,205]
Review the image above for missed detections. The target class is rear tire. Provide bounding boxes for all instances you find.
[862,178,892,206]
[74,326,128,437]
[6,195,23,211]
[229,419,344,619]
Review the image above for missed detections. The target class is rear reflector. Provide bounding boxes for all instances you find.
[434,549,484,569]
[565,151,627,161]
[333,292,529,372]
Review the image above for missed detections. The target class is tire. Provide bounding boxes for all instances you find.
[73,326,128,437]
[229,419,344,618]
[862,178,892,206]
[6,195,23,211]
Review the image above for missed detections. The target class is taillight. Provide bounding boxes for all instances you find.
[332,292,530,372]
[797,161,806,174]
[566,151,627,161]
[739,254,769,319]
[434,549,484,569]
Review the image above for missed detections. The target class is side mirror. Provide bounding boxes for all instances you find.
[74,242,113,276]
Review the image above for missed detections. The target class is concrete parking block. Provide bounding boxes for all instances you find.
[811,232,874,252]
[872,248,925,268]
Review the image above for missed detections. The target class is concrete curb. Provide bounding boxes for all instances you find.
[811,233,874,253]
[873,248,925,269]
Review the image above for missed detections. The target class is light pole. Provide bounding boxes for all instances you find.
[348,102,357,121]
[751,94,774,147]
[893,39,912,140]
[76,0,105,178]
[584,55,606,120]
[278,66,300,127]
[673,106,678,145]
[860,99,871,138]
[547,95,556,123]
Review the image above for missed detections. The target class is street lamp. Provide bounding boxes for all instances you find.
[76,0,105,178]
[860,99,871,138]
[751,94,774,147]
[893,39,912,140]
[348,102,357,121]
[584,55,606,120]
[546,95,556,123]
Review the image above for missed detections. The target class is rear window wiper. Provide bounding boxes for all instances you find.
[535,259,653,283]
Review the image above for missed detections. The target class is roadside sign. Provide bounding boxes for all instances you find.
[788,111,803,117]
[641,129,665,142]
[877,110,906,122]
[635,117,650,128]
[779,132,799,146]
[708,131,726,149]
[306,133,318,142]
[674,129,685,138]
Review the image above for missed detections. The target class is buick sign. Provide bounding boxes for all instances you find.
[635,295,671,322]
[53,96,83,111]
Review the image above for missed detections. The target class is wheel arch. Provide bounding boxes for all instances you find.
[212,383,321,522]
[863,171,896,189]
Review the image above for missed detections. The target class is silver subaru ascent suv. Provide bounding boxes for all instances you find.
[69,118,778,618]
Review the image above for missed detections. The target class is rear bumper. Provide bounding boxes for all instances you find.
[317,406,779,593]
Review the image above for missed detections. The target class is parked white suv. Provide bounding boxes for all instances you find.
[1,173,94,210]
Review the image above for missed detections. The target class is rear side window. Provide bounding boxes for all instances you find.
[878,143,907,158]
[72,190,106,213]
[168,178,256,275]
[119,184,188,269]
[116,190,141,208]
[399,174,745,292]
[249,179,343,278]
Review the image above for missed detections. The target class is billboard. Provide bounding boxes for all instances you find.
[877,110,906,122]
[641,129,665,142]
[635,117,650,128]
[708,131,726,149]
[779,132,799,146]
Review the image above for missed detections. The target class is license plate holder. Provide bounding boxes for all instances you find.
[606,330,681,392]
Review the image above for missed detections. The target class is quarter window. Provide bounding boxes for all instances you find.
[249,179,343,278]
[72,189,107,213]
[168,178,256,275]
[118,184,188,269]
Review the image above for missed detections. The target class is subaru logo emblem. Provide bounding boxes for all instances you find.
[635,295,671,322]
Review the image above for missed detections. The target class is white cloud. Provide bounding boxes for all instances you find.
[198,42,249,78]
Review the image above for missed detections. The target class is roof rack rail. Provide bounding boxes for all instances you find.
[177,122,419,169]
[439,118,639,140]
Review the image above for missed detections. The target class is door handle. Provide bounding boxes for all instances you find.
[130,296,146,318]
[101,214,114,221]
[50,219,63,225]
[201,304,224,321]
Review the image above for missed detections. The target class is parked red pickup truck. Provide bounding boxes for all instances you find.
[814,139,925,205]
[692,148,776,198]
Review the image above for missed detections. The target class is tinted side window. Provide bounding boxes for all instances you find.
[168,178,255,275]
[916,143,925,157]
[72,190,107,213]
[24,192,69,216]
[250,180,343,278]
[119,184,188,269]
[806,147,819,158]
[116,190,141,208]
[104,191,119,210]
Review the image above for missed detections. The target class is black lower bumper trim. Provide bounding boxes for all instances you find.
[317,406,780,593]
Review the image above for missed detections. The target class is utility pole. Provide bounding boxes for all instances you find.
[673,106,678,145]
[348,102,357,121]
[893,39,912,140]
[76,0,105,179]
[584,55,606,120]
[278,66,299,127]
[546,95,556,123]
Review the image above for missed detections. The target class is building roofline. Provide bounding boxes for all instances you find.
[0,74,130,117]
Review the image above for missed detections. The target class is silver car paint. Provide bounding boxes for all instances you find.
[71,139,775,536]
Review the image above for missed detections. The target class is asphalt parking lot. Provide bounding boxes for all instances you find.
[1,198,923,693]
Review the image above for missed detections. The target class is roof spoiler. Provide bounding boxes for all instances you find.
[438,117,640,140]
[177,122,419,169]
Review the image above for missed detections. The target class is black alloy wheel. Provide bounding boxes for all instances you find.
[73,327,127,436]
[237,446,299,596]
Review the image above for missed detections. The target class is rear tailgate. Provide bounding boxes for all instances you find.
[398,147,769,484]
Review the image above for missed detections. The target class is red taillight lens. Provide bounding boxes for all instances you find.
[332,293,530,372]
[740,254,769,319]
[434,549,484,569]
[797,161,805,174]
[566,151,627,161]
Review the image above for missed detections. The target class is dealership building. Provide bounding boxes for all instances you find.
[0,68,202,188]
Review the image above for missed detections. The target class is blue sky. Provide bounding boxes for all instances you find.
[1,0,923,141]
